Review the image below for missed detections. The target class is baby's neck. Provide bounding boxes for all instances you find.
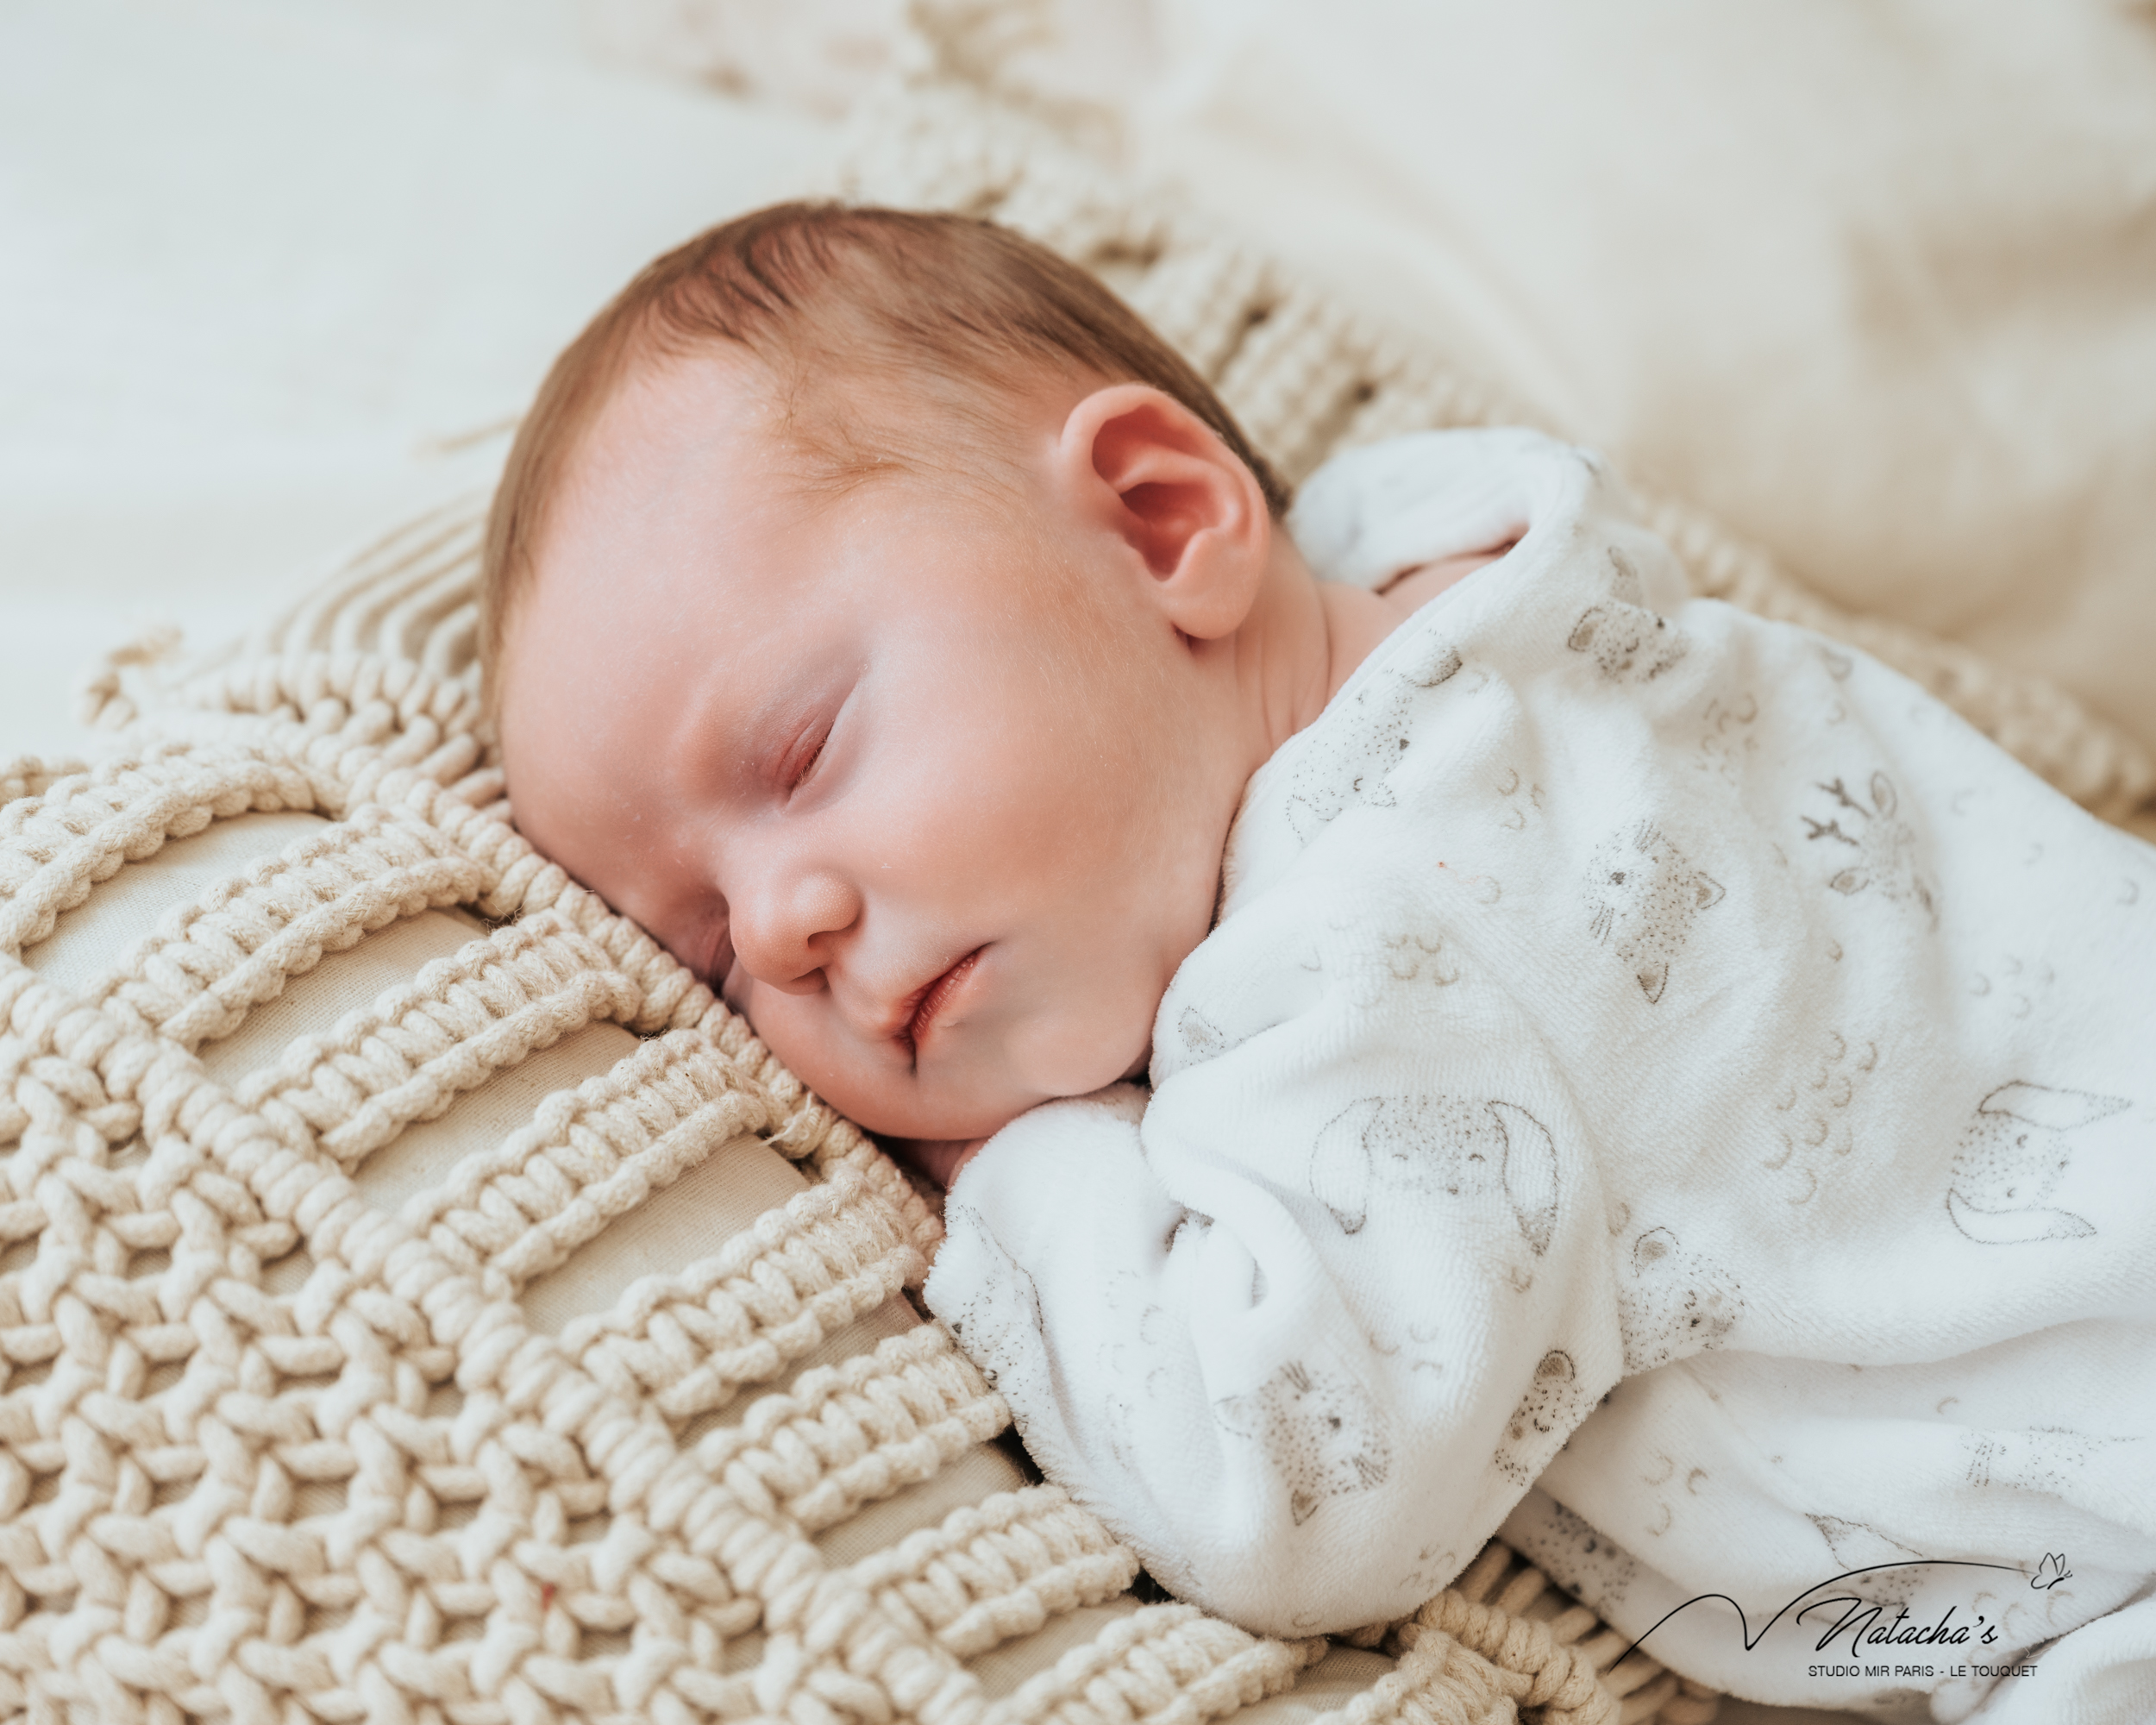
[1318,580,1407,702]
[1232,536,1408,773]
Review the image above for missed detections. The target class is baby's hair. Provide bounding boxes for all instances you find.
[479,202,1289,706]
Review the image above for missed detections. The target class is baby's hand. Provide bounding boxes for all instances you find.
[886,1135,989,1197]
[1378,540,1517,614]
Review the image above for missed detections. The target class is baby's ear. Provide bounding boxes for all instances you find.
[1059,384,1269,641]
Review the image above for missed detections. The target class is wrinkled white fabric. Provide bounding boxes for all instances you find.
[926,430,2156,1721]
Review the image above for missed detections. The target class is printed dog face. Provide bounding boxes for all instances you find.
[1308,1094,1561,1256]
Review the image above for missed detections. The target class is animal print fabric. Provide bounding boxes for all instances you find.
[924,430,2156,1721]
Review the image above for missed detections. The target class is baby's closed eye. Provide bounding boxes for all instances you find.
[781,724,829,793]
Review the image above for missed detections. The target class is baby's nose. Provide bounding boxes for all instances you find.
[730,866,860,990]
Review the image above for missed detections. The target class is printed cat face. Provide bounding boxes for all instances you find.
[1213,1359,1392,1527]
[1583,821,1724,1004]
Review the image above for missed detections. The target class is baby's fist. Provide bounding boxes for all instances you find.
[887,1135,989,1194]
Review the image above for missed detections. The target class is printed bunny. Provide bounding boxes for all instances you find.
[1309,1094,1560,1257]
[1946,1082,2131,1245]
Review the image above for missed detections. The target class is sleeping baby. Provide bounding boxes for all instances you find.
[487,203,2156,1723]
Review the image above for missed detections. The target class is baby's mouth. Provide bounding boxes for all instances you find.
[896,948,983,1053]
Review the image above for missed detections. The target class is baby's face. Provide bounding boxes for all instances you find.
[500,354,1257,1141]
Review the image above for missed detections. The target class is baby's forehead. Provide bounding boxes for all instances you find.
[567,350,912,524]
[548,359,987,582]
[571,347,794,498]
[507,348,1125,728]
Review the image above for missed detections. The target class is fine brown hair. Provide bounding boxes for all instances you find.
[478,202,1288,706]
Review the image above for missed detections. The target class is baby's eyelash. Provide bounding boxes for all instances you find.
[785,727,829,791]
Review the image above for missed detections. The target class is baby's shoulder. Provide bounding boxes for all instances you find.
[1288,426,1601,593]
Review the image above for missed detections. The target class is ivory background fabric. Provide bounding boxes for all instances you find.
[0,0,829,762]
[7,7,2149,1722]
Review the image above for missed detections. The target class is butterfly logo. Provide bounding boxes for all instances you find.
[2031,1552,2072,1590]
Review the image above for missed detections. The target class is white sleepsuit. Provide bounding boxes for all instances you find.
[923,430,2156,1722]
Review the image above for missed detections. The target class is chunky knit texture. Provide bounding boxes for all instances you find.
[34,74,2150,1725]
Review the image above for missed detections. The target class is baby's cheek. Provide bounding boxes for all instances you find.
[719,962,753,1019]
[724,982,809,1078]
[741,987,822,1070]
[735,988,937,1137]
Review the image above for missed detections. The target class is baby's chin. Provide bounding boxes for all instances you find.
[846,1070,1110,1145]
[759,1016,1154,1145]
[742,1037,1020,1144]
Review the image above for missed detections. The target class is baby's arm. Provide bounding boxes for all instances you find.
[1376,539,1517,615]
[924,1082,1616,1636]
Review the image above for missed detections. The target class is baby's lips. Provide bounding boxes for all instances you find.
[882,959,951,1044]
[900,948,985,1047]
